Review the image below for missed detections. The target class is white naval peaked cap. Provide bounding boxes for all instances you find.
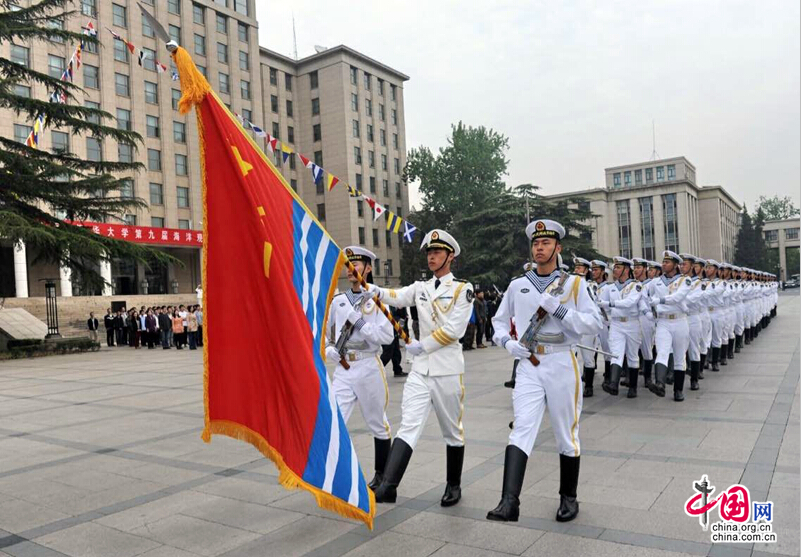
[560,263,570,272]
[573,256,591,267]
[649,260,662,269]
[706,259,720,267]
[613,256,633,266]
[344,246,376,265]
[694,257,708,266]
[590,259,608,269]
[525,219,565,241]
[662,250,681,262]
[631,257,648,266]
[679,253,697,262]
[420,229,460,257]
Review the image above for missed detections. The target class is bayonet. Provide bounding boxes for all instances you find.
[332,295,366,370]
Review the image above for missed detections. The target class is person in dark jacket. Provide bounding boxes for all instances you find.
[113,310,124,346]
[145,309,158,349]
[158,308,172,349]
[87,312,99,343]
[129,310,140,348]
[104,309,115,347]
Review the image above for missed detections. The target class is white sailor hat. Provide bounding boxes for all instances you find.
[525,219,565,241]
[649,260,662,269]
[706,259,720,268]
[679,253,696,262]
[613,256,633,266]
[732,265,741,272]
[632,257,648,266]
[694,257,707,266]
[591,259,608,269]
[560,263,570,272]
[420,229,460,257]
[662,250,681,263]
[573,256,591,267]
[721,262,731,270]
[344,246,376,265]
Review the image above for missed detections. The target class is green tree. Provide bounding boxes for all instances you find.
[785,247,800,279]
[0,0,167,290]
[734,206,757,266]
[755,195,800,221]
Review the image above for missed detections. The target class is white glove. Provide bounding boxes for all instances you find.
[405,339,424,356]
[539,294,560,314]
[362,283,381,299]
[598,300,611,309]
[325,346,340,362]
[345,307,362,325]
[504,339,531,359]
[649,296,661,306]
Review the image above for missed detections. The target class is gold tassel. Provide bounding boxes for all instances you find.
[171,46,211,115]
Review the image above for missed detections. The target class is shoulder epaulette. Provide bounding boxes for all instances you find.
[453,278,468,283]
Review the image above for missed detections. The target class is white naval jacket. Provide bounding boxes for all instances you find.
[327,290,394,355]
[650,274,692,315]
[492,270,603,347]
[601,279,643,319]
[375,273,473,376]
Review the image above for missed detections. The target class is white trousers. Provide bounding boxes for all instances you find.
[578,334,597,369]
[396,371,465,448]
[509,351,582,457]
[724,308,735,340]
[700,312,711,355]
[687,315,702,362]
[599,322,611,362]
[734,304,745,335]
[608,320,641,367]
[639,315,655,358]
[655,317,689,370]
[710,309,724,348]
[332,356,391,440]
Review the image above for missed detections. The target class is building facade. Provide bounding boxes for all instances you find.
[0,0,409,299]
[763,218,801,281]
[544,157,742,262]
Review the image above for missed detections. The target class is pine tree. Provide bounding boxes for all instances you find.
[734,206,756,267]
[0,0,168,290]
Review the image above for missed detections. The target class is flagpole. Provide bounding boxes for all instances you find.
[344,260,410,343]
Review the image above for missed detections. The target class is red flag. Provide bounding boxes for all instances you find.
[171,46,374,529]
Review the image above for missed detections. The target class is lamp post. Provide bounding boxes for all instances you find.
[171,278,179,294]
[42,279,61,339]
[140,278,149,296]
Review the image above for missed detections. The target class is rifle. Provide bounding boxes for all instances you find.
[332,295,366,370]
[518,271,570,366]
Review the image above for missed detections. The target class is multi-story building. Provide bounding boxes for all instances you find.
[543,157,742,262]
[258,46,410,289]
[763,218,801,281]
[0,1,409,301]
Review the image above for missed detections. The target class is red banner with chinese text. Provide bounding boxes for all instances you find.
[70,221,203,247]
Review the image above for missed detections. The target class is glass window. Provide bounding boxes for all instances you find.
[375,258,380,275]
[613,173,621,187]
[368,150,375,168]
[352,119,360,138]
[369,176,376,193]
[141,47,156,71]
[786,228,799,240]
[313,124,322,142]
[616,200,632,258]
[234,0,248,15]
[168,0,180,15]
[149,183,163,205]
[112,3,126,27]
[391,84,397,101]
[118,142,133,163]
[47,17,65,43]
[51,131,69,153]
[381,154,387,171]
[365,99,372,117]
[115,72,129,96]
[662,193,679,251]
[14,84,30,98]
[151,216,165,228]
[269,67,277,85]
[218,72,229,94]
[120,179,134,199]
[193,3,205,24]
[317,180,324,196]
[147,148,161,171]
[13,124,28,144]
[350,66,358,85]
[638,197,655,260]
[82,0,97,18]
[372,229,379,246]
[286,99,293,117]
[285,73,292,91]
[394,158,400,174]
[382,179,389,196]
[393,133,398,149]
[351,93,358,111]
[216,13,227,34]
[240,79,250,99]
[194,34,206,56]
[380,129,386,146]
[378,79,384,96]
[169,24,181,43]
[765,230,778,242]
[178,219,190,229]
[116,108,131,131]
[385,231,392,248]
[286,126,294,144]
[239,50,249,71]
[645,168,653,183]
[366,124,374,142]
[48,55,65,78]
[85,100,100,124]
[364,72,371,90]
[354,146,361,164]
[87,137,102,161]
[290,179,297,191]
[10,45,29,67]
[311,97,320,115]
[623,171,631,186]
[310,70,318,89]
[379,104,385,121]
[217,42,228,63]
[171,89,181,110]
[123,214,137,225]
[391,108,397,125]
[173,121,186,143]
[314,150,323,167]
[397,206,402,217]
[634,169,642,185]
[82,64,99,89]
[667,164,676,179]
[395,182,401,199]
[144,81,158,104]
[357,200,364,217]
[146,115,160,138]
[656,166,665,181]
[177,186,190,207]
[317,203,326,221]
[272,122,280,139]
[113,38,128,61]
[355,173,362,189]
[237,22,248,42]
[175,154,188,176]
[142,15,154,37]
[358,227,365,244]
[271,94,278,113]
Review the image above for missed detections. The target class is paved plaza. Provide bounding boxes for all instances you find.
[0,294,797,557]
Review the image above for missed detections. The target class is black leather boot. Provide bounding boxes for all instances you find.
[666,354,674,385]
[620,361,629,388]
[649,363,667,397]
[602,361,611,391]
[627,365,638,398]
[735,335,742,353]
[583,367,594,397]
[441,445,464,507]
[369,438,392,490]
[487,445,528,522]
[504,359,518,389]
[556,454,580,522]
[699,354,706,379]
[673,368,685,401]
[690,361,700,391]
[744,328,751,345]
[719,344,728,366]
[711,347,720,371]
[374,438,413,503]
[728,339,735,360]
[642,360,654,389]
[603,364,621,396]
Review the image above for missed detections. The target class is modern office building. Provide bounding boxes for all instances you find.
[763,218,801,281]
[0,0,409,300]
[543,157,742,262]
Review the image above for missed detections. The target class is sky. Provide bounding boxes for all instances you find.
[255,0,800,212]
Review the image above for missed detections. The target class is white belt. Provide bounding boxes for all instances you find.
[344,350,379,362]
[612,316,634,322]
[658,312,686,320]
[708,307,716,312]
[531,344,574,355]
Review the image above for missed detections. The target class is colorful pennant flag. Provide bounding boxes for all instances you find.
[347,185,361,198]
[156,61,167,74]
[169,45,374,529]
[138,49,149,66]
[403,221,417,243]
[327,174,339,192]
[171,71,180,81]
[386,212,403,233]
[280,143,293,164]
[250,124,266,138]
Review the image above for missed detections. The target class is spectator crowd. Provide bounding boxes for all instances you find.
[91,305,203,350]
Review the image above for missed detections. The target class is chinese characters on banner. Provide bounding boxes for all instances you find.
[71,221,203,247]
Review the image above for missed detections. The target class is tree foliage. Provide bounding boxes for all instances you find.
[734,206,775,272]
[755,195,800,221]
[0,0,170,290]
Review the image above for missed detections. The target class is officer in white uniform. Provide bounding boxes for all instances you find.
[680,254,704,391]
[488,219,602,523]
[590,260,612,389]
[366,230,473,507]
[647,250,692,401]
[326,247,394,490]
[633,258,656,389]
[692,257,711,378]
[732,266,746,353]
[572,257,597,396]
[720,264,736,364]
[597,257,643,397]
[704,260,726,371]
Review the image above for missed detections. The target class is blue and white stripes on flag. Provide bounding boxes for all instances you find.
[403,221,417,243]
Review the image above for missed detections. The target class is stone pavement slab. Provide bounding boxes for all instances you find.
[0,292,796,556]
